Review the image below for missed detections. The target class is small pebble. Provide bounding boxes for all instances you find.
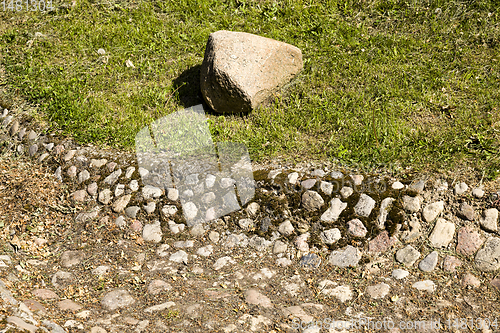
[472,188,485,198]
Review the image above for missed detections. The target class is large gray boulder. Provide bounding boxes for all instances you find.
[200,30,303,114]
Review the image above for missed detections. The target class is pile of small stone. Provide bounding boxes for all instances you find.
[1,106,500,332]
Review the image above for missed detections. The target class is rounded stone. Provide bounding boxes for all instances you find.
[67,166,77,178]
[87,182,98,196]
[301,179,316,190]
[347,219,367,237]
[418,251,438,272]
[200,30,303,114]
[60,251,84,268]
[320,228,341,245]
[101,289,136,311]
[340,186,353,199]
[125,206,140,218]
[169,250,188,264]
[422,201,444,223]
[288,172,299,184]
[71,190,87,202]
[244,289,273,308]
[143,202,156,214]
[246,202,260,216]
[112,194,131,213]
[98,189,112,205]
[366,283,390,299]
[183,202,198,220]
[454,182,468,195]
[299,253,321,269]
[278,220,294,236]
[142,221,162,243]
[475,237,500,271]
[301,190,324,211]
[147,280,172,295]
[328,245,361,268]
[402,195,421,213]
[429,218,455,248]
[167,188,179,201]
[78,170,90,183]
[392,181,404,190]
[412,280,436,293]
[395,245,421,266]
[391,269,409,280]
[273,240,287,254]
[458,202,475,221]
[472,188,485,198]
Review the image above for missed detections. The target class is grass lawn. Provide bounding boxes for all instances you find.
[0,0,499,178]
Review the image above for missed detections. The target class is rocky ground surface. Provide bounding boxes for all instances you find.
[0,102,500,333]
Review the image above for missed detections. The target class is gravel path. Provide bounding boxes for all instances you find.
[0,106,500,333]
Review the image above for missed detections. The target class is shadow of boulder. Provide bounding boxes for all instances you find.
[172,65,206,109]
[172,64,251,118]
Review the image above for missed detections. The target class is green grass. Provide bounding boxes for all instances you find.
[0,0,499,178]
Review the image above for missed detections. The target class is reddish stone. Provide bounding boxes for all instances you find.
[57,299,82,311]
[23,299,46,313]
[491,278,500,291]
[347,219,367,238]
[462,273,481,288]
[204,289,233,300]
[71,190,87,202]
[368,231,397,253]
[456,226,484,256]
[32,289,59,300]
[130,220,142,232]
[442,255,462,272]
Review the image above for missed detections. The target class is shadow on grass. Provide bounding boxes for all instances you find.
[172,64,250,118]
[172,65,207,109]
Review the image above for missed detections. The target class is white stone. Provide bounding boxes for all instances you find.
[320,181,333,195]
[205,174,216,188]
[354,194,376,217]
[318,280,352,302]
[454,182,468,195]
[428,218,455,248]
[213,256,235,270]
[340,186,353,199]
[366,282,390,299]
[320,228,341,245]
[472,188,485,198]
[162,205,178,217]
[183,202,198,220]
[480,208,498,232]
[402,195,421,213]
[142,185,162,199]
[321,198,347,222]
[144,302,176,313]
[278,220,294,236]
[246,202,260,216]
[142,221,162,243]
[391,269,409,280]
[167,188,179,201]
[169,250,188,264]
[422,201,444,223]
[138,167,149,178]
[196,245,213,257]
[101,290,135,311]
[412,280,436,293]
[288,172,299,184]
[129,180,139,192]
[392,181,404,190]
[377,197,395,229]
